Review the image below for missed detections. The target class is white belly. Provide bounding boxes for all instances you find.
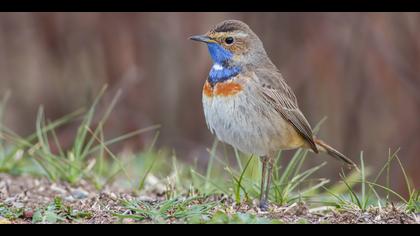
[202,84,303,157]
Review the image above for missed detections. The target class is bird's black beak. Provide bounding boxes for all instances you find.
[189,35,216,43]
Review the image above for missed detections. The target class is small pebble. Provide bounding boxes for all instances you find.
[23,209,34,219]
[64,196,76,202]
[71,188,89,199]
[108,192,117,200]
[122,218,135,224]
[137,196,154,202]
[50,184,66,194]
[12,202,24,209]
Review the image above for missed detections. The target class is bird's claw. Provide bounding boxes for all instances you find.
[259,200,269,211]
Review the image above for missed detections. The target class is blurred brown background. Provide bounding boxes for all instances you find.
[0,12,419,193]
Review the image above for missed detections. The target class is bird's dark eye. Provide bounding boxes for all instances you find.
[225,37,234,45]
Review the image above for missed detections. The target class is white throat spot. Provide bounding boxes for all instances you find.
[212,63,224,71]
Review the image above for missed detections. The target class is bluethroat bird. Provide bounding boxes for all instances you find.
[190,20,357,210]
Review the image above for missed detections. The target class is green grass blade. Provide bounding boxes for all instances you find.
[205,139,219,192]
[360,152,367,209]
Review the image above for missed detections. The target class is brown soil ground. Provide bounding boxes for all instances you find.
[0,174,418,224]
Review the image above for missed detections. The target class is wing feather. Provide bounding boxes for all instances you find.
[253,68,318,153]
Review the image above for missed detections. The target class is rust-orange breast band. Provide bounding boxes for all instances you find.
[203,80,243,97]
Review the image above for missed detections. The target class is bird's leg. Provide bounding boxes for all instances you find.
[263,156,275,211]
[259,156,268,210]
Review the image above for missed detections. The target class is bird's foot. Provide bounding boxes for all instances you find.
[259,200,269,211]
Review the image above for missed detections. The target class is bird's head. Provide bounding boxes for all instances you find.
[190,20,268,68]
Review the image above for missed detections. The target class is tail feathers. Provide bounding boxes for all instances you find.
[314,138,358,170]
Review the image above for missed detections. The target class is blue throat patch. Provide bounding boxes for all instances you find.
[207,43,242,86]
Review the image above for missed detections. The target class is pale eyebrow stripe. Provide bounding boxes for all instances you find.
[233,32,248,37]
